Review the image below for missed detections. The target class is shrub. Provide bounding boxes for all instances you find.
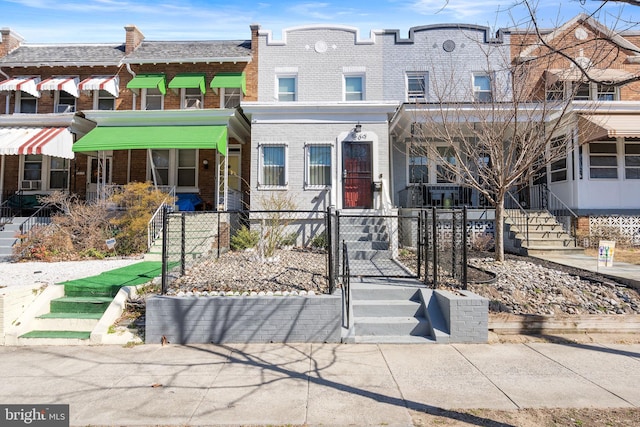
[230,226,260,250]
[280,232,298,247]
[14,183,173,261]
[310,232,328,250]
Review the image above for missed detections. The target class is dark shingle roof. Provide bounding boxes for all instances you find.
[123,40,251,63]
[0,44,126,67]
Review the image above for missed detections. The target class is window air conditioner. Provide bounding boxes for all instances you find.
[21,180,42,190]
[184,99,201,109]
[56,105,75,113]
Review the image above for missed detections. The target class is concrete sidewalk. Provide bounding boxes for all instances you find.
[533,253,640,288]
[0,342,638,426]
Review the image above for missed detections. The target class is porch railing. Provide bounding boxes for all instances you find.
[18,203,54,242]
[529,184,578,246]
[399,184,490,209]
[505,192,530,247]
[147,189,177,250]
[342,240,351,329]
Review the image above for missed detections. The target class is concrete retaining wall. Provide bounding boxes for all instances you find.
[146,294,342,344]
[0,285,43,345]
[434,290,489,343]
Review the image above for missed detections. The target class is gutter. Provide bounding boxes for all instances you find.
[0,67,9,115]
[122,57,251,65]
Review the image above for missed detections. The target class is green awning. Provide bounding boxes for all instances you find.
[126,74,166,95]
[168,73,206,94]
[73,126,227,154]
[210,72,246,95]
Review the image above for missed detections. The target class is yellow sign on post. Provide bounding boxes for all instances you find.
[597,240,615,268]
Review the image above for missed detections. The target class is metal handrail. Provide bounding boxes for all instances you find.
[147,187,178,250]
[505,191,530,247]
[538,184,578,247]
[18,203,53,241]
[342,240,351,329]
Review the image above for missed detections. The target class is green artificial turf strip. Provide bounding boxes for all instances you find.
[20,330,91,339]
[60,261,163,295]
[38,312,104,319]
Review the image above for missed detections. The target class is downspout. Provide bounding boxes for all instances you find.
[125,63,137,111]
[0,68,8,199]
[0,67,10,114]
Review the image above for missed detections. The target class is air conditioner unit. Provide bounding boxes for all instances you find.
[184,99,201,109]
[21,180,42,190]
[56,104,75,113]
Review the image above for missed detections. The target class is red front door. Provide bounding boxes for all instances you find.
[343,142,372,209]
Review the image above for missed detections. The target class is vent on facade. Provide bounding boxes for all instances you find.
[21,180,42,190]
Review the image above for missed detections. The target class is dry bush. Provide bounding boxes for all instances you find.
[469,232,495,252]
[14,183,172,261]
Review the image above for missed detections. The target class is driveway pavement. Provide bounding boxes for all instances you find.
[1,341,638,426]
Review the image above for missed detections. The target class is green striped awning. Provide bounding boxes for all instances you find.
[210,72,246,95]
[73,126,227,154]
[126,74,166,95]
[168,73,206,94]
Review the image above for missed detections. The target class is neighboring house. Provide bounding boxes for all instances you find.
[0,25,255,211]
[509,14,640,241]
[0,27,125,200]
[385,24,512,210]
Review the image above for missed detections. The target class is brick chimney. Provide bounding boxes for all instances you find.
[0,28,24,58]
[124,24,145,54]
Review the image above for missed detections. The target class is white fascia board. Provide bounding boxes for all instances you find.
[80,108,244,127]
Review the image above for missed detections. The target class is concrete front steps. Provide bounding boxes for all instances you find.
[0,217,29,259]
[6,282,143,346]
[339,213,392,261]
[505,210,583,256]
[345,279,445,344]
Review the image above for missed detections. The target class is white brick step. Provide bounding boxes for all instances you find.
[354,316,430,336]
[352,300,422,317]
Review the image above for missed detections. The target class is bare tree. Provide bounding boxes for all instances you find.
[403,5,628,261]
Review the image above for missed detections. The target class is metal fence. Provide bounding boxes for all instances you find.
[328,208,468,289]
[160,209,330,294]
[160,207,468,295]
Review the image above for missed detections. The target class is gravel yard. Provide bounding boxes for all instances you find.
[165,248,640,317]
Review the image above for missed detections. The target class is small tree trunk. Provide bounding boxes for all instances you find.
[494,193,506,262]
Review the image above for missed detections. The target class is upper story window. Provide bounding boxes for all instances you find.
[182,87,203,109]
[143,88,163,110]
[277,76,296,102]
[596,84,617,101]
[572,82,619,101]
[573,82,591,100]
[95,90,116,110]
[16,91,37,113]
[221,87,242,108]
[407,72,428,102]
[473,74,492,102]
[344,76,364,101]
[55,91,76,113]
[546,81,565,101]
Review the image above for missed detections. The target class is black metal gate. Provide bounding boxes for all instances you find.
[329,207,467,289]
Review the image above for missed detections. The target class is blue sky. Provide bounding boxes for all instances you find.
[2,0,639,43]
